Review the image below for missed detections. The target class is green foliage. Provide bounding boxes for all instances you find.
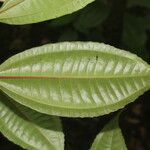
[123,14,148,50]
[74,1,109,33]
[90,114,127,150]
[0,93,64,150]
[0,0,150,149]
[122,0,150,62]
[0,42,150,118]
[0,0,94,25]
[58,29,78,41]
[128,0,150,8]
[50,13,78,27]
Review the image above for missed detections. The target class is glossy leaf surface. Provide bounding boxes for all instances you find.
[90,114,127,150]
[0,92,64,150]
[0,42,150,117]
[0,0,94,25]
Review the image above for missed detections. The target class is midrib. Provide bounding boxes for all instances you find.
[0,74,149,79]
[0,0,25,14]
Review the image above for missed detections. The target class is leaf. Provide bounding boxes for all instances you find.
[0,0,94,25]
[0,92,64,150]
[74,1,109,33]
[90,114,127,150]
[58,29,78,41]
[50,13,77,27]
[127,0,150,8]
[122,14,149,60]
[0,42,150,117]
[122,14,148,50]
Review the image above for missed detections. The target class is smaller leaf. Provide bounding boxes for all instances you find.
[122,14,147,51]
[74,1,109,33]
[127,0,150,8]
[0,92,64,150]
[50,13,77,27]
[0,0,94,25]
[58,29,78,41]
[90,113,127,150]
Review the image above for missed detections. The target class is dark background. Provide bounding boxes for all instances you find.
[0,0,150,149]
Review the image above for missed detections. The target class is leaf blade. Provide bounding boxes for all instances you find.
[0,92,64,150]
[90,114,127,150]
[0,0,94,25]
[0,42,150,117]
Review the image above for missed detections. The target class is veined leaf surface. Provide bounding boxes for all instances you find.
[0,93,64,150]
[0,42,150,117]
[0,0,94,25]
[90,114,127,150]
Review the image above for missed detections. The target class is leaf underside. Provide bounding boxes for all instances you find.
[90,114,127,150]
[0,42,150,117]
[0,93,64,150]
[0,0,94,25]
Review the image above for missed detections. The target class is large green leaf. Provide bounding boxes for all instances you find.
[0,92,64,150]
[0,0,94,25]
[90,114,127,150]
[0,42,150,117]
